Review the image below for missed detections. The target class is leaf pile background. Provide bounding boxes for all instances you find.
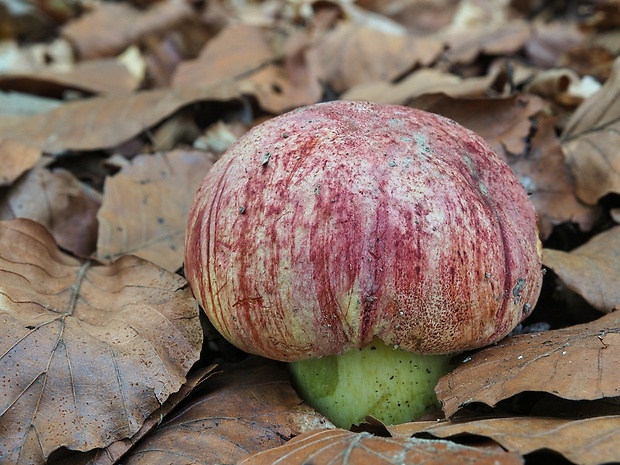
[1,0,620,464]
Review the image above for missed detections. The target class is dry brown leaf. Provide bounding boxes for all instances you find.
[58,367,217,465]
[0,59,139,96]
[342,68,498,105]
[389,415,620,465]
[96,150,215,272]
[0,219,202,464]
[0,167,101,257]
[543,227,620,312]
[238,428,523,465]
[561,56,620,205]
[172,24,277,89]
[507,115,600,239]
[61,0,195,60]
[121,357,331,465]
[441,20,531,64]
[436,311,620,418]
[0,83,240,155]
[0,138,41,186]
[409,93,547,157]
[524,21,586,69]
[311,22,443,93]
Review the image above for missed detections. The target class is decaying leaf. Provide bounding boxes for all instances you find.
[97,150,215,272]
[238,428,523,465]
[0,167,101,257]
[121,357,331,465]
[561,56,620,205]
[0,219,202,464]
[0,139,41,186]
[389,415,620,465]
[544,227,620,313]
[436,311,620,418]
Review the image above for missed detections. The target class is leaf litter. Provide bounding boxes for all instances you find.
[1,1,620,464]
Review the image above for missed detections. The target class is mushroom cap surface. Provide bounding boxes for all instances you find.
[185,101,543,362]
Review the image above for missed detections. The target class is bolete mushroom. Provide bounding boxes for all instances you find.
[184,101,543,429]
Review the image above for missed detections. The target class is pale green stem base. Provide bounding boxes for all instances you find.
[288,338,454,429]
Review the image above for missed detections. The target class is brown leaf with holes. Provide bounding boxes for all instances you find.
[0,219,202,464]
[97,150,215,272]
[121,357,331,465]
[543,227,620,313]
[238,428,523,465]
[312,23,443,94]
[0,167,101,257]
[507,115,600,239]
[561,56,620,205]
[0,84,240,155]
[436,311,620,418]
[389,415,620,465]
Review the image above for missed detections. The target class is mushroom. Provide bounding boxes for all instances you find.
[184,101,543,428]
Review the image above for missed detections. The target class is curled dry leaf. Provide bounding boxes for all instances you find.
[436,311,620,418]
[561,56,620,205]
[121,358,331,465]
[237,428,523,465]
[389,415,620,465]
[0,167,101,257]
[97,150,216,272]
[543,226,620,313]
[0,84,240,155]
[0,219,202,464]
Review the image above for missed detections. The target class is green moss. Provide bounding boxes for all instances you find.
[288,339,453,429]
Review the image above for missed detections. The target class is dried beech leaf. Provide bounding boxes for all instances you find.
[238,429,523,465]
[342,68,498,104]
[436,312,620,418]
[312,23,443,93]
[121,358,330,465]
[172,24,277,89]
[97,150,215,272]
[0,84,240,155]
[0,167,101,257]
[0,139,41,186]
[508,116,599,239]
[441,20,531,64]
[561,56,620,205]
[59,367,217,465]
[0,59,138,96]
[408,93,547,157]
[61,0,195,60]
[543,226,620,312]
[0,219,202,464]
[390,415,620,465]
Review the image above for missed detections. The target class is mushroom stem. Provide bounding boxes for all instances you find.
[288,338,454,429]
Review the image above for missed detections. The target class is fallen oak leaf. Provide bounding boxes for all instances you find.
[0,219,202,464]
[436,311,620,418]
